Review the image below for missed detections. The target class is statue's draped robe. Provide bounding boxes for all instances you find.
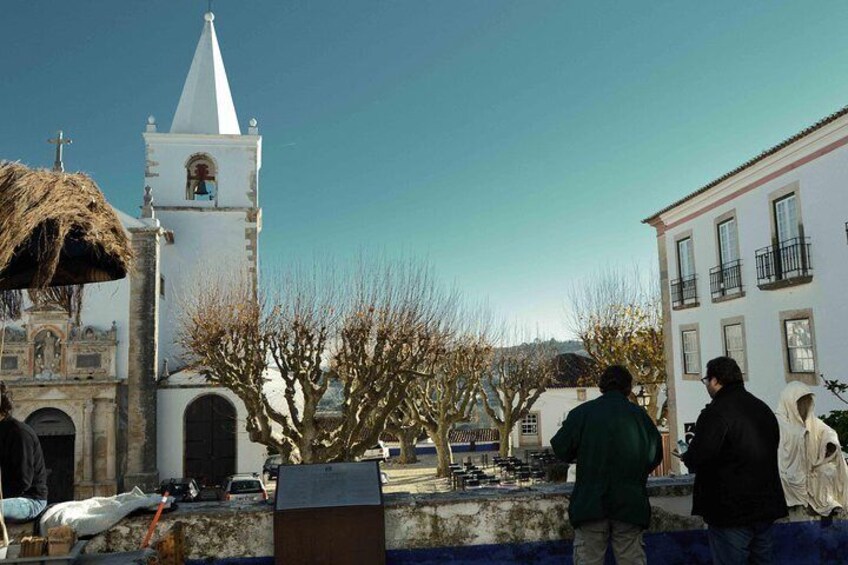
[808,418,848,516]
[775,381,814,507]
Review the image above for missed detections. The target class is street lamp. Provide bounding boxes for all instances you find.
[636,386,651,409]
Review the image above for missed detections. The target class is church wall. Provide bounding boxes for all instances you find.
[155,209,256,366]
[157,384,268,481]
[124,226,162,491]
[77,278,132,381]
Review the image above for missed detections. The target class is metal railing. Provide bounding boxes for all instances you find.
[754,237,812,286]
[670,275,698,308]
[709,260,743,299]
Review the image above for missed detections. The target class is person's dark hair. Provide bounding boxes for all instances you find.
[598,365,633,394]
[0,381,12,418]
[705,356,743,386]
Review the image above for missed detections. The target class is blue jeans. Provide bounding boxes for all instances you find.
[708,521,775,565]
[1,497,47,522]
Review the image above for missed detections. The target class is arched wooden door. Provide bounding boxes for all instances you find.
[26,408,75,503]
[184,394,236,487]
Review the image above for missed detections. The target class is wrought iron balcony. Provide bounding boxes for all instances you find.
[709,260,743,300]
[670,275,698,309]
[754,237,813,289]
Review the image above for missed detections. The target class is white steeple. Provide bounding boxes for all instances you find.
[170,12,241,135]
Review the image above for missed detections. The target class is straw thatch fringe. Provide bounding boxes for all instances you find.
[0,161,133,289]
[0,290,22,321]
[28,285,85,325]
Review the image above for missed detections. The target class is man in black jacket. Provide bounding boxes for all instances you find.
[681,357,787,564]
[0,382,48,521]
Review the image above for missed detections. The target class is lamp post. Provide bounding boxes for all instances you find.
[636,385,651,410]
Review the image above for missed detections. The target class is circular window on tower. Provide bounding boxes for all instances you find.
[185,154,217,201]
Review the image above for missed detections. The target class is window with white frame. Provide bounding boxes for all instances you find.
[521,413,539,436]
[723,324,745,373]
[785,318,815,373]
[677,237,695,278]
[774,193,799,243]
[682,329,700,375]
[717,218,739,265]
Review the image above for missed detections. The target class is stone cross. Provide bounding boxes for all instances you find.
[48,130,73,172]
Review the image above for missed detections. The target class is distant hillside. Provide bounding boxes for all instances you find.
[495,339,586,356]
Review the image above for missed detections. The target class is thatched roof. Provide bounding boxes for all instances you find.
[0,162,133,291]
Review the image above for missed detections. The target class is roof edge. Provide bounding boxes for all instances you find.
[642,103,848,224]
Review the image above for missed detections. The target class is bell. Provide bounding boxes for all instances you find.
[194,180,210,196]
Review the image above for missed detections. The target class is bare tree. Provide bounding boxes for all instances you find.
[329,258,458,462]
[479,337,558,458]
[177,258,459,464]
[408,332,491,478]
[177,271,288,456]
[384,403,425,464]
[568,267,665,419]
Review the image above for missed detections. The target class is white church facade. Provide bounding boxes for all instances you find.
[644,104,848,470]
[0,12,267,500]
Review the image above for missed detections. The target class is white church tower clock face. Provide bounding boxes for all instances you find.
[142,10,262,365]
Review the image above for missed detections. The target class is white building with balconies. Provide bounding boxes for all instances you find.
[644,105,848,466]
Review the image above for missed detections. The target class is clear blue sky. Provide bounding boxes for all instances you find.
[3,1,848,338]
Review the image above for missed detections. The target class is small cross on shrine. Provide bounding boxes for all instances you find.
[48,130,73,172]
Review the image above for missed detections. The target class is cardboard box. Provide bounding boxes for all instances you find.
[47,525,77,556]
[19,535,46,557]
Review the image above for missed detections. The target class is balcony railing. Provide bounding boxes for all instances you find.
[754,237,812,288]
[670,275,698,308]
[709,260,743,300]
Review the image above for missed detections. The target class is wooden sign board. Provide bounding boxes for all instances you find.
[274,461,385,565]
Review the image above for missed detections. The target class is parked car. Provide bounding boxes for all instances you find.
[157,478,200,502]
[263,454,284,481]
[359,441,390,462]
[222,473,268,502]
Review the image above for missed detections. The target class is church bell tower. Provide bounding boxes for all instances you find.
[142,11,262,365]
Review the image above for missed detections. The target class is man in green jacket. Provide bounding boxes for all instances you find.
[551,365,663,565]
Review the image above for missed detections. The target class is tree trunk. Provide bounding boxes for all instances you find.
[498,423,512,458]
[397,431,418,464]
[432,433,453,478]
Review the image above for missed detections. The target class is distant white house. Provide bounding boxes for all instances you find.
[510,353,601,451]
[644,102,848,470]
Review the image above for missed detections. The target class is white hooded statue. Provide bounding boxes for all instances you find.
[775,381,815,507]
[808,417,848,515]
[776,381,848,516]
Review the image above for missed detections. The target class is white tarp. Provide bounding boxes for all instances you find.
[39,487,171,538]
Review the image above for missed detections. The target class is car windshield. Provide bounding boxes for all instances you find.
[230,480,262,494]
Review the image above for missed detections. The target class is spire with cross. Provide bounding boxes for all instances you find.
[48,130,73,172]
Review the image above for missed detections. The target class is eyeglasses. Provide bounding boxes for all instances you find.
[700,376,713,385]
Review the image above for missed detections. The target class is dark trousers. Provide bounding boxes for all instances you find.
[707,521,775,565]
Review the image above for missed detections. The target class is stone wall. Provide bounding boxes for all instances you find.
[77,477,848,564]
[85,478,686,558]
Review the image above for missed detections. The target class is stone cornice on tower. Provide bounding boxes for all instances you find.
[170,12,241,135]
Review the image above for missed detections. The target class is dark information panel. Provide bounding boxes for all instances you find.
[274,461,386,565]
[276,461,382,510]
